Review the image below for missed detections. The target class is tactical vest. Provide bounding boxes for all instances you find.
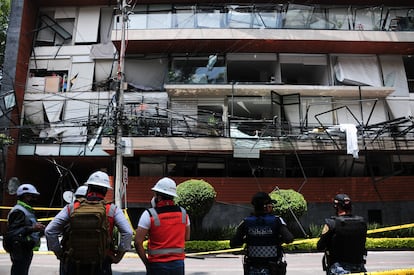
[8,204,41,247]
[244,214,283,260]
[327,215,367,264]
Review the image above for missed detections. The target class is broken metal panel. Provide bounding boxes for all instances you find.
[24,101,44,127]
[69,62,95,91]
[64,100,90,122]
[75,7,100,43]
[61,125,88,143]
[47,59,71,71]
[99,7,115,44]
[379,55,410,96]
[54,7,76,19]
[334,55,382,86]
[43,101,63,123]
[386,97,412,119]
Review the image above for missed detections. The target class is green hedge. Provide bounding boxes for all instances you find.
[184,238,414,253]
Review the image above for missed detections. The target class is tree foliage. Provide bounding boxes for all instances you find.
[0,0,10,75]
[175,179,216,235]
[269,189,307,223]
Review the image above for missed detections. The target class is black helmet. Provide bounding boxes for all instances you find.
[251,192,276,209]
[333,193,352,210]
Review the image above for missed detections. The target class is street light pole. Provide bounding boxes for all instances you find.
[114,0,127,209]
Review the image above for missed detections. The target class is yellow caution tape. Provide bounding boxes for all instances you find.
[367,224,414,234]
[123,208,135,232]
[351,269,414,275]
[186,248,242,256]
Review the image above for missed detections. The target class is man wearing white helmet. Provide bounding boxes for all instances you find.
[4,183,45,275]
[74,185,88,199]
[135,177,190,275]
[45,171,133,275]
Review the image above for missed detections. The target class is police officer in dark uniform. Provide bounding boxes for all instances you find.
[230,192,294,275]
[317,194,367,275]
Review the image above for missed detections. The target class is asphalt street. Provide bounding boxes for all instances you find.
[0,250,413,275]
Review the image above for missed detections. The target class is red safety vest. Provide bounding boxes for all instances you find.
[147,204,187,263]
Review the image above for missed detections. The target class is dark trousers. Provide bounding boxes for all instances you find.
[10,247,33,275]
[61,259,112,275]
[244,258,287,275]
[147,260,185,275]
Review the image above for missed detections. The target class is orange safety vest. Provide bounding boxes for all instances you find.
[147,205,187,263]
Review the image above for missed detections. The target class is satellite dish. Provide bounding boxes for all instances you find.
[7,177,20,195]
[63,191,74,204]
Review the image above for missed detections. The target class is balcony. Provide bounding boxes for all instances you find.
[112,4,414,54]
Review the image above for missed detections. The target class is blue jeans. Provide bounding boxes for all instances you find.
[147,260,185,275]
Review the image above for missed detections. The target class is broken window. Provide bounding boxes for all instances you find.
[327,7,351,30]
[229,96,277,139]
[148,5,172,29]
[253,5,283,28]
[197,104,224,136]
[35,13,73,46]
[280,54,329,85]
[196,5,224,28]
[403,55,414,93]
[352,6,383,31]
[169,56,226,84]
[382,8,414,31]
[227,53,278,83]
[227,5,253,28]
[28,70,69,93]
[283,4,314,28]
[173,5,196,28]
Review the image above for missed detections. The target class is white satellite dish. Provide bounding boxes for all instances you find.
[63,191,74,203]
[7,177,20,195]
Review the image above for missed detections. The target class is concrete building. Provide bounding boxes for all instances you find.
[1,0,414,232]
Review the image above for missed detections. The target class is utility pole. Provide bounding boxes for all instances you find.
[114,0,128,208]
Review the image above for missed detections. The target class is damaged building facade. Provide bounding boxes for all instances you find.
[1,0,414,229]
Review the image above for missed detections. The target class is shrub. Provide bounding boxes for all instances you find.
[308,223,323,238]
[269,189,307,232]
[190,225,237,241]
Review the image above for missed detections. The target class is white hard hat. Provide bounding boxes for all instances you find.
[85,171,112,189]
[75,185,88,197]
[151,177,177,197]
[16,184,40,196]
